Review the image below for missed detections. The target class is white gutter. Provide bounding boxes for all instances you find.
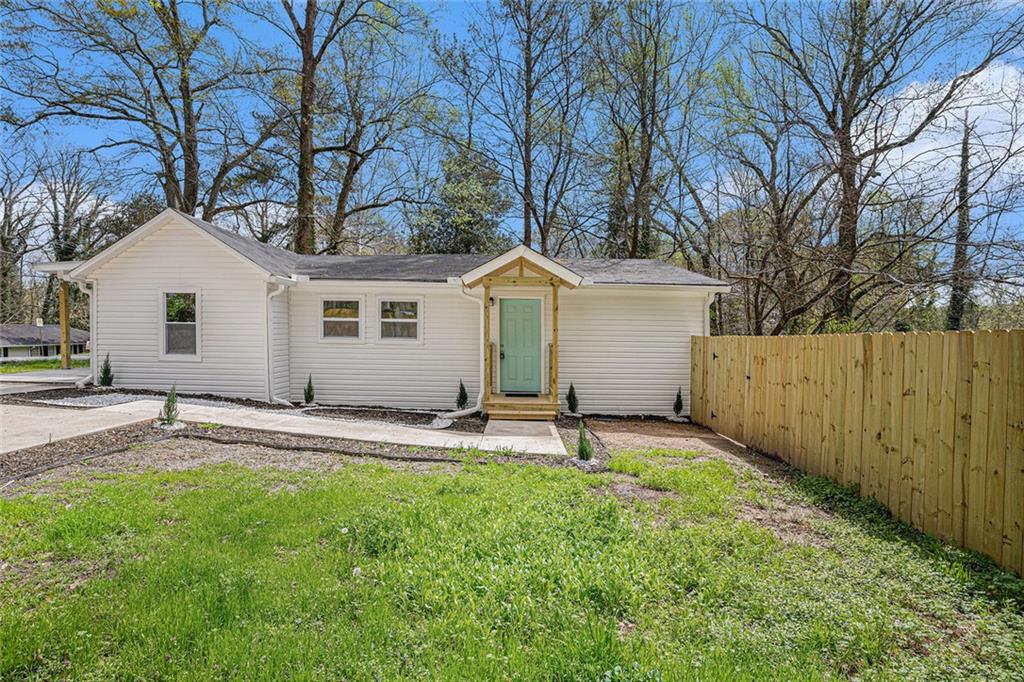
[440,284,485,418]
[265,276,293,406]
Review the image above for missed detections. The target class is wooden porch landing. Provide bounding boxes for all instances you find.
[484,393,560,421]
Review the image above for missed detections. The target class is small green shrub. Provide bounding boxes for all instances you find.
[674,386,684,417]
[98,353,114,386]
[456,379,468,410]
[567,382,578,413]
[304,374,315,404]
[159,385,179,425]
[577,421,593,461]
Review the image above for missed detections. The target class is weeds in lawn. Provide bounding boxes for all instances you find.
[1,452,1022,680]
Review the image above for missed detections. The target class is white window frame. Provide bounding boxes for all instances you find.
[158,288,202,361]
[319,295,365,343]
[376,296,424,344]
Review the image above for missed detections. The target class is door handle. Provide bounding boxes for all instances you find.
[500,344,505,360]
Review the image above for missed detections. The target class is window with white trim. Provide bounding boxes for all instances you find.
[379,300,420,340]
[322,299,361,338]
[163,291,198,355]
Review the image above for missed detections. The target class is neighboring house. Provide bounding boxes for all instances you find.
[0,324,88,359]
[34,209,730,418]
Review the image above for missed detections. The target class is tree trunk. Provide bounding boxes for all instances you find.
[831,139,860,321]
[946,120,973,330]
[521,0,534,251]
[294,0,319,254]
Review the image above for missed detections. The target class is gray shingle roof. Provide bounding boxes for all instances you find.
[174,210,729,287]
[0,324,89,347]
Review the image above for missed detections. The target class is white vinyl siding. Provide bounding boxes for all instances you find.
[90,219,269,399]
[556,287,705,417]
[289,284,479,409]
[270,288,290,399]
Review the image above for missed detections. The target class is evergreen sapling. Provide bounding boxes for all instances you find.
[577,421,593,461]
[304,374,315,404]
[456,380,469,410]
[567,382,578,414]
[99,353,114,386]
[674,387,684,417]
[160,385,179,425]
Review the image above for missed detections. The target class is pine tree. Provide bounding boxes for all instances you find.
[304,374,315,404]
[456,380,469,410]
[160,385,179,425]
[567,383,578,413]
[99,353,114,386]
[673,387,684,417]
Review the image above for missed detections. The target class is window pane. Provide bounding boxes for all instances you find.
[323,300,359,319]
[323,320,359,337]
[165,293,196,322]
[166,322,197,354]
[381,321,417,339]
[381,301,417,320]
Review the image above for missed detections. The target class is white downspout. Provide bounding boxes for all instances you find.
[440,284,484,418]
[265,279,292,406]
[703,292,715,336]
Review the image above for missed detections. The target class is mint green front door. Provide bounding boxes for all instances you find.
[499,298,542,393]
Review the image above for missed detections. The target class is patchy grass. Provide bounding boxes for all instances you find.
[0,358,89,374]
[1,450,1022,680]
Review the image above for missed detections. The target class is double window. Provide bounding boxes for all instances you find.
[162,290,199,358]
[319,296,421,342]
[322,298,362,339]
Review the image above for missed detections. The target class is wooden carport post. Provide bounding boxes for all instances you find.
[550,282,558,400]
[59,278,71,369]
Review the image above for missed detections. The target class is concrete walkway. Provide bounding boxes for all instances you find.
[1,400,567,457]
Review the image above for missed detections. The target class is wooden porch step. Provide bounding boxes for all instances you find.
[484,394,560,421]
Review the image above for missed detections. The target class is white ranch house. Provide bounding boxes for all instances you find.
[34,209,729,419]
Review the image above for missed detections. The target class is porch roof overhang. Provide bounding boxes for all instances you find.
[458,245,585,289]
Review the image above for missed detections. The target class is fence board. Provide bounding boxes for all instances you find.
[689,330,1023,576]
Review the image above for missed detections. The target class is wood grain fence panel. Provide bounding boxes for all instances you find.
[1004,330,1024,574]
[953,331,975,547]
[689,329,1022,575]
[985,331,1009,561]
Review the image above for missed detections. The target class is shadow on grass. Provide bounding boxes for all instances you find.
[793,474,1024,610]
[687,431,1024,610]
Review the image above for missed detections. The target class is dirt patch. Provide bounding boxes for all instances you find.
[0,421,163,483]
[588,418,796,483]
[2,420,569,495]
[738,502,833,547]
[592,475,678,503]
[0,554,118,593]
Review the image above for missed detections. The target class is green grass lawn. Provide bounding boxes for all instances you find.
[0,358,89,374]
[1,451,1022,680]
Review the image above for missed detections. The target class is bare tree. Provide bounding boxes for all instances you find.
[741,0,1024,323]
[0,144,42,323]
[2,0,283,220]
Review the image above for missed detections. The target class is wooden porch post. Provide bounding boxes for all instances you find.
[59,279,71,370]
[550,283,558,400]
[483,284,491,400]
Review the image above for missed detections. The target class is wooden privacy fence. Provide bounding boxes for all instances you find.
[690,330,1024,575]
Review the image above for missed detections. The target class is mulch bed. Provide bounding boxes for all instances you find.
[304,407,488,433]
